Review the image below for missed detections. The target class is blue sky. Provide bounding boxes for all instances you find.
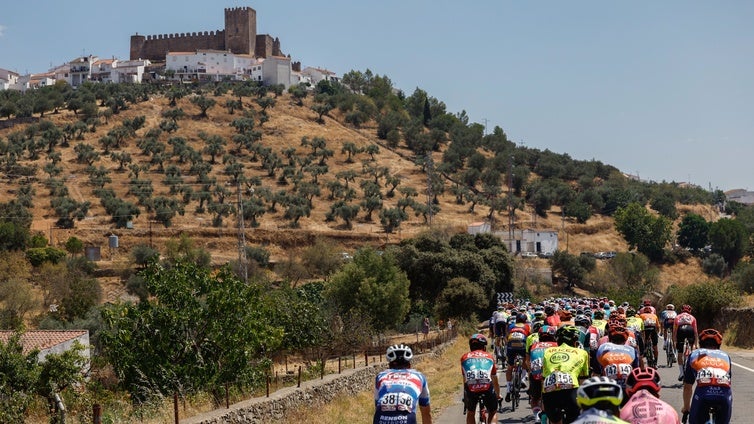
[2,1,753,191]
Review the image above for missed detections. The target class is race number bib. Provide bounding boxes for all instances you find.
[465,369,491,385]
[530,358,544,374]
[696,367,731,387]
[379,392,414,412]
[603,363,632,382]
[543,371,574,392]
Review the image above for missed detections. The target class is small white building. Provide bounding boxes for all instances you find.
[167,49,259,82]
[495,228,559,255]
[0,68,20,90]
[0,330,90,369]
[726,189,754,205]
[301,66,340,85]
[261,56,293,88]
[467,221,491,235]
[68,55,98,87]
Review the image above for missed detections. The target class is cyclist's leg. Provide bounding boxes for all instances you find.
[483,389,498,424]
[504,346,514,401]
[562,388,580,424]
[463,388,477,424]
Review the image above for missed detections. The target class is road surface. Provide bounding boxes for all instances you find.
[436,340,753,423]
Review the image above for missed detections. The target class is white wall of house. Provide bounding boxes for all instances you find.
[38,332,90,364]
[68,55,97,87]
[495,228,559,254]
[467,221,491,235]
[301,66,339,85]
[262,56,292,88]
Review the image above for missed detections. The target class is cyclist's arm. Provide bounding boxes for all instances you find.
[419,404,432,424]
[692,320,699,348]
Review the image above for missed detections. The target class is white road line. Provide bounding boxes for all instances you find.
[732,361,754,373]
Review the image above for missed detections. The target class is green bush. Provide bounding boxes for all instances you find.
[26,247,67,267]
[731,261,754,294]
[667,280,742,328]
[434,277,486,320]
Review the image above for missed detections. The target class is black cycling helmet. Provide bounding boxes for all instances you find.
[469,333,488,351]
[593,310,604,320]
[532,321,545,334]
[557,325,581,346]
[516,313,528,324]
[544,305,555,315]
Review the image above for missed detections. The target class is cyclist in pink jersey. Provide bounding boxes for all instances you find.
[620,367,680,424]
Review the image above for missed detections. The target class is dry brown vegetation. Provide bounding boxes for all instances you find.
[0,88,722,302]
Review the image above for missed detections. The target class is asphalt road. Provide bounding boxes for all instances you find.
[436,338,754,423]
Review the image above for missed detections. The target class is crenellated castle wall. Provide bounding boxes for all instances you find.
[130,6,281,61]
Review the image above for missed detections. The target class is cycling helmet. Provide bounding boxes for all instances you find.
[577,376,623,409]
[621,302,630,308]
[534,310,545,320]
[386,344,413,363]
[643,299,652,306]
[544,306,555,316]
[469,333,488,350]
[593,310,604,320]
[532,321,545,334]
[516,313,528,324]
[640,306,653,314]
[682,304,692,313]
[575,314,591,328]
[699,328,723,348]
[607,325,629,343]
[625,366,661,397]
[556,325,581,346]
[666,304,675,310]
[539,325,558,342]
[625,307,636,317]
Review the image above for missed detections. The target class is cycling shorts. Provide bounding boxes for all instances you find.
[663,318,675,330]
[463,386,497,416]
[643,328,658,347]
[689,386,732,424]
[676,325,695,353]
[506,347,527,367]
[494,322,506,338]
[528,375,543,402]
[542,388,579,424]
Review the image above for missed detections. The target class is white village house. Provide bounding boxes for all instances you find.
[0,330,90,369]
[467,221,559,255]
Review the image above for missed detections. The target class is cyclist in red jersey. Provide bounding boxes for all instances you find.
[461,334,500,424]
[545,305,561,327]
[620,367,680,424]
[673,304,699,381]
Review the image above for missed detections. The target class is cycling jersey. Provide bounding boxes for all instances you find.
[659,310,677,329]
[541,345,590,393]
[572,407,630,424]
[626,316,644,334]
[683,348,732,424]
[592,318,608,337]
[620,389,680,424]
[506,324,530,349]
[639,312,659,330]
[595,342,639,389]
[461,350,497,393]
[529,341,558,381]
[545,313,561,327]
[673,312,698,351]
[374,369,430,424]
[525,332,539,353]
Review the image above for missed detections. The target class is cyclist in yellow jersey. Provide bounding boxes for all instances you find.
[541,325,590,424]
[592,310,608,338]
[625,308,645,359]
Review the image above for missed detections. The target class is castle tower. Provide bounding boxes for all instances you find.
[224,7,257,55]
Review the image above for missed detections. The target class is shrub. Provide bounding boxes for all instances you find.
[667,280,742,328]
[701,254,727,278]
[434,277,487,320]
[26,247,67,267]
[731,261,754,294]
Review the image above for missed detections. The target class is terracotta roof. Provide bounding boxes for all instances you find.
[0,330,88,355]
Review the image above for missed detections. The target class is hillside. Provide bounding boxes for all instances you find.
[0,85,719,301]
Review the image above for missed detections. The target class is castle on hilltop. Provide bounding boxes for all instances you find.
[129,6,284,61]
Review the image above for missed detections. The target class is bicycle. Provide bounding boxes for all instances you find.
[643,332,656,369]
[664,329,676,368]
[510,354,524,412]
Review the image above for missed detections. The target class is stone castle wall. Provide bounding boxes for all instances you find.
[130,7,263,61]
[130,32,226,61]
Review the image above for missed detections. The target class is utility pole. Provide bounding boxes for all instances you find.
[508,155,514,253]
[426,153,434,227]
[237,180,247,283]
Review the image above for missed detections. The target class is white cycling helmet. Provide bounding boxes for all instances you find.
[666,304,675,310]
[386,344,413,363]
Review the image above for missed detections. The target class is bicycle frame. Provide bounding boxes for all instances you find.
[510,354,524,412]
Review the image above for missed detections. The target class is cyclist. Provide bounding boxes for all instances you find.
[504,313,530,403]
[595,325,638,399]
[673,304,699,381]
[545,305,561,327]
[681,328,732,424]
[660,304,677,345]
[461,334,500,424]
[641,299,656,315]
[571,377,629,424]
[621,367,680,423]
[592,309,608,338]
[540,325,590,424]
[527,325,558,421]
[639,305,660,366]
[374,344,432,424]
[493,305,509,361]
[624,307,645,361]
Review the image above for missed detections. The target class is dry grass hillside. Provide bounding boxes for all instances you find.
[0,88,721,300]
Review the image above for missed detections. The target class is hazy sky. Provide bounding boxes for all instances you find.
[2,1,753,191]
